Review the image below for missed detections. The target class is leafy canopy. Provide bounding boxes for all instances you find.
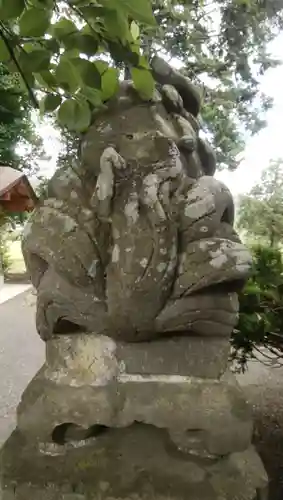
[0,0,156,132]
[0,62,45,175]
[237,159,283,247]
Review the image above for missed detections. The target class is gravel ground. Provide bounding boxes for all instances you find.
[0,291,283,499]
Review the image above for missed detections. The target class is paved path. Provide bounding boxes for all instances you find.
[236,356,283,500]
[0,283,32,305]
[0,291,44,443]
[0,291,283,498]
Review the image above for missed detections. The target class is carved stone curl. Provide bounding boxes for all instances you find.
[22,59,251,342]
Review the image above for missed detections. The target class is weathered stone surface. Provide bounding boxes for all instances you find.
[0,425,268,500]
[45,335,119,385]
[151,56,202,117]
[17,377,252,457]
[45,334,230,379]
[197,137,217,176]
[115,336,230,378]
[155,292,240,337]
[16,335,252,456]
[21,63,251,342]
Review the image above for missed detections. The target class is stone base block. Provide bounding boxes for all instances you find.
[17,365,252,456]
[45,334,230,380]
[0,424,268,500]
[14,334,252,457]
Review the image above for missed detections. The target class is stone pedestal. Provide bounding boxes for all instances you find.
[0,334,268,499]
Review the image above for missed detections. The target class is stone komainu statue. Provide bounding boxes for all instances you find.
[0,58,268,500]
[22,57,250,342]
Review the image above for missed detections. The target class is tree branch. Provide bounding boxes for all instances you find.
[0,23,38,109]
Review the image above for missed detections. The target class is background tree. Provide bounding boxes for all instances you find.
[237,159,283,247]
[0,58,45,273]
[234,158,283,371]
[231,245,283,372]
[151,0,283,169]
[35,127,79,201]
[0,63,44,174]
[1,0,283,170]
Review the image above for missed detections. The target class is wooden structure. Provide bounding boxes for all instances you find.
[0,166,37,213]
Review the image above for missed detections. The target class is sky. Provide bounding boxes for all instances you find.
[216,32,283,196]
[35,32,283,198]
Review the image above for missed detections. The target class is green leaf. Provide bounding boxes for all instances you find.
[71,58,101,89]
[32,0,54,6]
[126,0,156,25]
[69,0,91,4]
[103,9,131,43]
[62,48,81,58]
[59,31,98,57]
[45,38,60,53]
[55,58,81,93]
[18,72,35,93]
[19,7,51,37]
[108,41,140,66]
[40,94,62,113]
[130,21,140,40]
[131,67,155,100]
[51,18,78,39]
[35,70,57,89]
[101,67,119,101]
[94,60,109,74]
[75,34,98,56]
[57,98,91,132]
[79,4,113,23]
[22,42,41,53]
[0,40,10,62]
[80,87,102,107]
[236,0,251,4]
[6,61,20,74]
[19,49,51,72]
[102,0,156,26]
[138,54,150,69]
[0,0,25,19]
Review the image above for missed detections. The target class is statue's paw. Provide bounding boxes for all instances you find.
[179,176,234,242]
[36,268,107,340]
[173,237,252,299]
[156,292,239,337]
